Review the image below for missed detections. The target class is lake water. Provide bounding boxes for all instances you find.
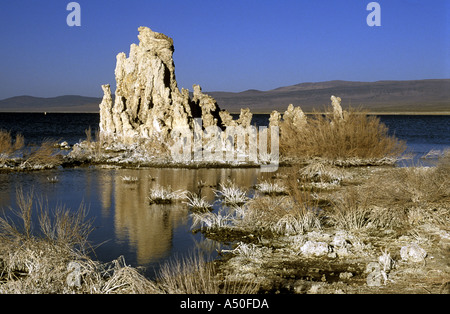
[0,112,449,278]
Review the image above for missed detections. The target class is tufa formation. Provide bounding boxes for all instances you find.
[99,27,253,145]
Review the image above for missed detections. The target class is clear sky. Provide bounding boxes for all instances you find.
[0,0,448,99]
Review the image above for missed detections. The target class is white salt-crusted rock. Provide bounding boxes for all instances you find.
[269,110,281,127]
[330,95,343,120]
[283,104,307,128]
[300,241,330,256]
[99,26,249,147]
[400,243,427,262]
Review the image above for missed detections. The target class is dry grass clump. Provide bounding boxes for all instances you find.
[363,151,449,207]
[325,151,450,230]
[0,130,62,170]
[299,160,351,184]
[21,139,63,169]
[0,188,163,294]
[0,130,24,160]
[154,251,259,294]
[280,107,406,163]
[191,208,236,230]
[190,176,322,236]
[328,187,372,230]
[214,181,249,206]
[255,180,288,196]
[200,169,325,235]
[148,185,186,204]
[235,196,292,232]
[238,193,322,236]
[184,192,213,212]
[95,256,159,294]
[84,126,104,158]
[0,188,93,293]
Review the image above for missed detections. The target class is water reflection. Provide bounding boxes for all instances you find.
[0,167,272,272]
[95,167,265,266]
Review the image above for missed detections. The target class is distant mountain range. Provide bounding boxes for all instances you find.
[210,79,450,113]
[0,95,101,113]
[0,79,449,114]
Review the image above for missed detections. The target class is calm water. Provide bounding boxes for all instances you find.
[0,112,449,277]
[0,113,448,155]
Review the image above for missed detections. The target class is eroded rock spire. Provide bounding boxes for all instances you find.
[99,27,247,145]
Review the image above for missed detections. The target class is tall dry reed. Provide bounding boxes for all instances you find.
[155,250,259,294]
[0,130,24,161]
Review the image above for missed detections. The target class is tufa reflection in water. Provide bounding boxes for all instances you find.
[92,167,268,266]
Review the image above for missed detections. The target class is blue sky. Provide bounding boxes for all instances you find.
[0,0,448,99]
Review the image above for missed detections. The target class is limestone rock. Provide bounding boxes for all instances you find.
[98,26,249,149]
[331,95,343,120]
[269,110,281,127]
[219,110,237,127]
[339,272,353,280]
[300,241,330,256]
[237,108,253,128]
[99,84,115,136]
[400,243,427,262]
[192,84,222,129]
[283,104,307,128]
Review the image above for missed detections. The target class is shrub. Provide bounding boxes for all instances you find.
[0,130,24,161]
[235,194,322,236]
[22,139,63,169]
[325,150,450,230]
[0,188,94,293]
[328,187,372,230]
[0,188,163,294]
[280,107,406,163]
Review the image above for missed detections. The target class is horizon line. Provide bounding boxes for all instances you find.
[1,78,449,100]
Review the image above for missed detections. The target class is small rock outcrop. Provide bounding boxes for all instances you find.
[268,110,281,127]
[99,27,246,147]
[400,243,427,263]
[330,95,344,120]
[283,104,307,128]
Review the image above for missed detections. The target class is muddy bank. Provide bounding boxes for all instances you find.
[212,225,450,294]
[193,164,450,294]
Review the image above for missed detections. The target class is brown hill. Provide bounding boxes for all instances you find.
[0,95,101,113]
[0,79,448,114]
[209,79,450,113]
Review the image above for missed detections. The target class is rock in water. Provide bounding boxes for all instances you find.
[99,27,244,147]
